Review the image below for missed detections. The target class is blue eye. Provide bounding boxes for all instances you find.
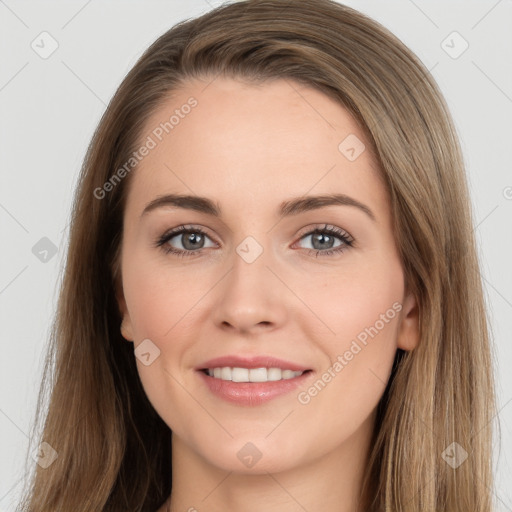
[155,225,215,258]
[295,224,354,257]
[155,223,354,258]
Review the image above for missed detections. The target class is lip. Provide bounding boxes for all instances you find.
[197,369,314,406]
[195,355,311,372]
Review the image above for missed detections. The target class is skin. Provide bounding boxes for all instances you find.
[116,76,419,512]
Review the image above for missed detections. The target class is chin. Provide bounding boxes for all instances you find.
[196,435,309,475]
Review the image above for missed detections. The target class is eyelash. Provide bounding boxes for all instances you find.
[154,224,354,259]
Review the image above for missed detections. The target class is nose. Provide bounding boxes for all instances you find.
[211,240,288,334]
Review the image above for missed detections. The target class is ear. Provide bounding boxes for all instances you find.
[115,279,134,342]
[396,291,419,351]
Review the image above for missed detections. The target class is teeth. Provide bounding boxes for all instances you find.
[206,367,305,382]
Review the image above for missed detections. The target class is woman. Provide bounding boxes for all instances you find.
[19,0,497,510]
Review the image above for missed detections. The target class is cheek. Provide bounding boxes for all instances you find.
[121,255,211,404]
[295,258,403,418]
[122,250,209,340]
[296,253,404,347]
[334,273,402,349]
[294,310,400,452]
[122,258,196,430]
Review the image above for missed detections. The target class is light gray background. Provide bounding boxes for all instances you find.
[1,0,511,510]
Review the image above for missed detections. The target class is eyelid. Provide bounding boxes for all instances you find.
[155,222,355,258]
[159,223,353,245]
[160,224,219,247]
[296,223,353,242]
[161,224,216,239]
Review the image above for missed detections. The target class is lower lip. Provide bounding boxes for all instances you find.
[197,370,314,406]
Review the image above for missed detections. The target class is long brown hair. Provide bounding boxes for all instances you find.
[19,0,497,510]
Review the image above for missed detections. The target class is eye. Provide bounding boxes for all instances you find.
[154,223,354,258]
[155,225,217,258]
[294,224,354,257]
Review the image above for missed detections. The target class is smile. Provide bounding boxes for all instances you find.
[197,368,314,406]
[202,367,309,382]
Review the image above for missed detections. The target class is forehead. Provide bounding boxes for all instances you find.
[124,77,387,220]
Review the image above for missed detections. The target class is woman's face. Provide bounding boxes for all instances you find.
[117,76,418,474]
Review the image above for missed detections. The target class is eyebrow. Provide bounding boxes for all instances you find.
[140,193,376,222]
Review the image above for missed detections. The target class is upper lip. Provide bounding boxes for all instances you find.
[196,355,312,372]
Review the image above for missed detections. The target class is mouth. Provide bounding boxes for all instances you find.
[196,366,315,406]
[199,367,313,382]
